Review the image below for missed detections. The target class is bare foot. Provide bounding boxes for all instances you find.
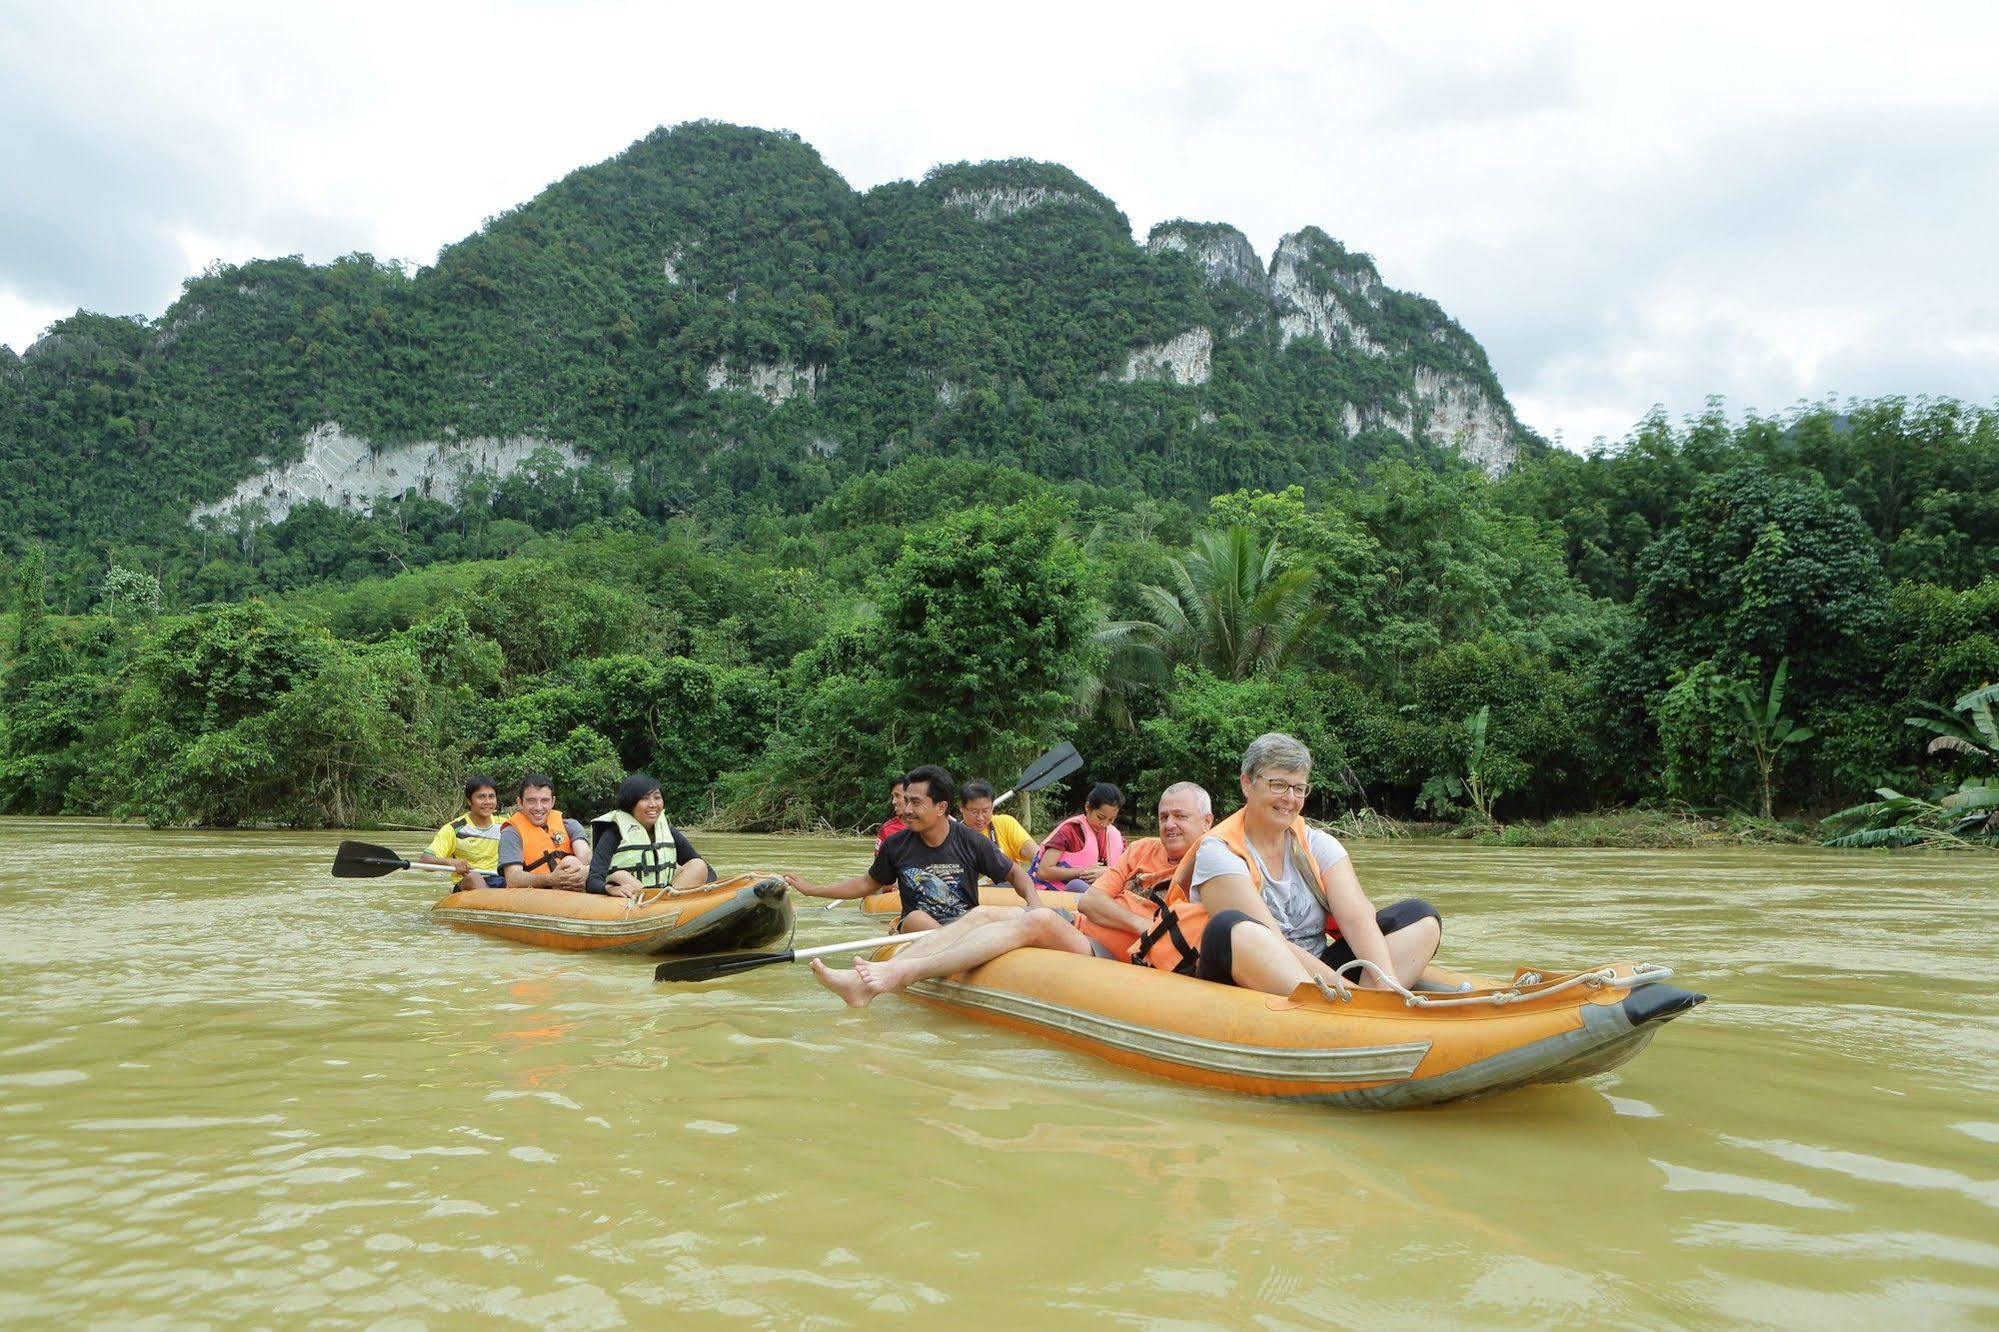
[854,957,909,998]
[809,958,876,1009]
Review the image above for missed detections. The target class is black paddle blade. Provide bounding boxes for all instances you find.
[1016,742,1083,793]
[654,949,796,984]
[331,840,412,878]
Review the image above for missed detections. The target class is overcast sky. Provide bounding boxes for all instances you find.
[4,2,1995,447]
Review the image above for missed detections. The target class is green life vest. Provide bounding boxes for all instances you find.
[595,808,680,889]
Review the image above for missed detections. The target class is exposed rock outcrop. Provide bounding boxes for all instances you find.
[1270,232,1385,357]
[1117,327,1213,386]
[1410,367,1517,474]
[704,359,823,405]
[192,423,585,524]
[944,186,1084,221]
[1147,223,1270,299]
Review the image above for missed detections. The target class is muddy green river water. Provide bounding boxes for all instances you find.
[2,820,1996,1327]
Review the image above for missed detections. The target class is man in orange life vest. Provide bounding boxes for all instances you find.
[804,782,1213,1008]
[1140,732,1441,994]
[1073,782,1213,957]
[498,771,591,892]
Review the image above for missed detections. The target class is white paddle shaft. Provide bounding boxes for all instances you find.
[792,934,909,961]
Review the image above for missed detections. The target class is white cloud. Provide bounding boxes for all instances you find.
[0,289,66,354]
[3,2,1996,444]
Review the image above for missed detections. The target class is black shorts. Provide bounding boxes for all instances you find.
[1193,899,1441,985]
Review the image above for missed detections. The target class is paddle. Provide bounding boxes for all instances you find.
[654,932,907,983]
[994,741,1082,807]
[331,839,461,879]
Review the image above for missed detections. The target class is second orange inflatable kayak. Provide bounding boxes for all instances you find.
[433,871,792,954]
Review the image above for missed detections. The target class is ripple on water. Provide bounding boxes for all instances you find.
[1721,1135,1999,1210]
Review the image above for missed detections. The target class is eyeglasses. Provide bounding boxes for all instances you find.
[1257,777,1311,798]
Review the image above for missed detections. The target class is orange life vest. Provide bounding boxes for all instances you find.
[1133,810,1337,974]
[1073,838,1180,958]
[505,807,577,875]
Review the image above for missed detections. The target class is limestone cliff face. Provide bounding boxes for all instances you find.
[1146,222,1270,300]
[1118,328,1214,386]
[1269,231,1386,357]
[944,186,1085,221]
[1123,223,1523,473]
[1268,229,1519,472]
[703,358,823,405]
[1410,366,1517,475]
[193,423,586,524]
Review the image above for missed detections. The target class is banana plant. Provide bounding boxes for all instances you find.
[1822,683,1999,849]
[1734,658,1813,820]
[1417,706,1504,823]
[1906,683,1999,765]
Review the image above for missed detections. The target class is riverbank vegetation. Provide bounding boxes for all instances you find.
[2,396,1994,843]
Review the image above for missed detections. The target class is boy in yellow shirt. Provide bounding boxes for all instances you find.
[419,775,505,890]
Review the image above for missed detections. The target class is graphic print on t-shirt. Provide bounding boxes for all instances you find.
[899,868,971,923]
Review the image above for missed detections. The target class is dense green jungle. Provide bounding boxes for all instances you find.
[1,123,1995,844]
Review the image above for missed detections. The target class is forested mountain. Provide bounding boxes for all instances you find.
[0,122,1528,571]
[1,122,1995,839]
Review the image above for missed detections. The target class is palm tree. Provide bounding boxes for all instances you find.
[1094,527,1321,699]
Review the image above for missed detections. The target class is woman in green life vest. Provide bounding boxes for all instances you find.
[585,773,711,897]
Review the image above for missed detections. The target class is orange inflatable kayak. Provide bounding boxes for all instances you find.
[433,872,791,954]
[860,886,1083,916]
[897,949,1703,1108]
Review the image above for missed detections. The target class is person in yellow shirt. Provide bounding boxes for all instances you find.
[958,779,1040,881]
[418,775,505,890]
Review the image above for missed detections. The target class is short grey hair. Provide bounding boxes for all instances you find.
[1241,732,1312,780]
[1158,781,1212,815]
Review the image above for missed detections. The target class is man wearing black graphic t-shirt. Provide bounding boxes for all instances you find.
[784,765,1045,932]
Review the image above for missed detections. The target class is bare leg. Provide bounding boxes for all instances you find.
[811,908,1065,1010]
[859,908,1093,996]
[1381,917,1442,987]
[1225,921,1316,996]
[885,905,1019,959]
[895,910,943,934]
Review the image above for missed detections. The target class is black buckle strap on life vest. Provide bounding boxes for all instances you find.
[629,838,673,889]
[523,831,573,874]
[1131,907,1200,977]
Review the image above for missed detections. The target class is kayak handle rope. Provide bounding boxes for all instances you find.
[1331,960,1675,1009]
[627,883,703,911]
[624,874,769,913]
